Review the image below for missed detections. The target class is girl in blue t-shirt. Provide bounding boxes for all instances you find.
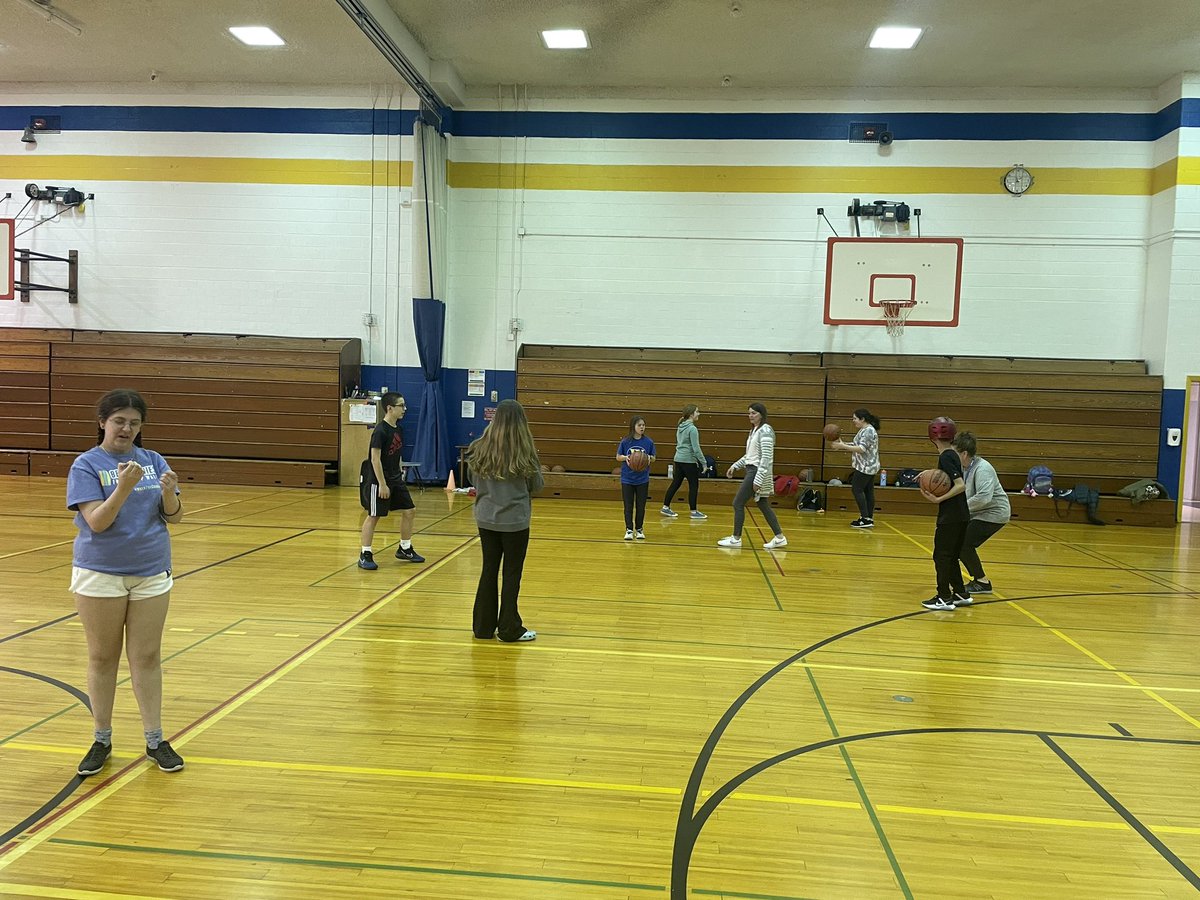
[616,415,656,540]
[66,389,185,779]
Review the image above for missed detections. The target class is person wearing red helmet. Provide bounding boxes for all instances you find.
[921,416,971,611]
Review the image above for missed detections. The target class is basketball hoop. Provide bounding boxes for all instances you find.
[881,299,916,336]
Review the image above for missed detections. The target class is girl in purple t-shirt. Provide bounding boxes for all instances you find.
[66,389,185,778]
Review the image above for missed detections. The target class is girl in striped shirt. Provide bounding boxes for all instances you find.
[832,408,881,528]
[718,403,787,550]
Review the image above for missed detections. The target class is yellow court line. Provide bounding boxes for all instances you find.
[1009,603,1200,731]
[0,540,476,873]
[0,539,74,560]
[335,635,1200,695]
[0,886,174,900]
[883,520,1200,731]
[11,740,1200,836]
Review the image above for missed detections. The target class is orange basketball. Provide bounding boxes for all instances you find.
[627,448,650,473]
[823,423,841,442]
[918,468,952,497]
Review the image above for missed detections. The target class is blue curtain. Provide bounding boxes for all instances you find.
[410,297,451,483]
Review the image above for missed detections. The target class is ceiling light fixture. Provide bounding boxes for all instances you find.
[868,26,923,49]
[14,0,82,37]
[541,29,589,50]
[228,25,286,46]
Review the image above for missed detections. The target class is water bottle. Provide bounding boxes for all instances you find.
[879,469,887,487]
[667,464,674,479]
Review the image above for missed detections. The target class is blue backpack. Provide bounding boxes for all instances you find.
[1023,465,1054,496]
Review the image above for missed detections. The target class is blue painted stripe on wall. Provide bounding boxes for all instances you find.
[1,102,1195,140]
[448,104,1200,142]
[0,106,419,135]
[1159,388,1184,502]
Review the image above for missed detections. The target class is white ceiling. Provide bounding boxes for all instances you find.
[1,0,1199,99]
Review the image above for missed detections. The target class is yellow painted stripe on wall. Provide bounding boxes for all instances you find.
[0,155,413,187]
[449,161,1168,196]
[1178,156,1200,186]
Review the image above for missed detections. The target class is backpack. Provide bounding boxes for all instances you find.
[774,475,800,497]
[703,454,719,477]
[1056,482,1105,525]
[1023,465,1054,496]
[798,487,823,511]
[895,468,921,487]
[1117,478,1168,504]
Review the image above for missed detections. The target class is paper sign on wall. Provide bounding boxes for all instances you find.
[348,403,377,425]
[461,401,476,418]
[467,368,486,397]
[483,406,496,421]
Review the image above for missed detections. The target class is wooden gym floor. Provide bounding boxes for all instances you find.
[1,477,1198,899]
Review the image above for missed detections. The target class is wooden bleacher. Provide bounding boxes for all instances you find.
[823,353,1161,494]
[519,345,826,477]
[0,329,359,488]
[521,346,1175,526]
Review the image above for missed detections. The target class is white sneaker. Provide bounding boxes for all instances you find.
[764,535,788,549]
[717,536,742,548]
[635,530,646,540]
[624,530,634,541]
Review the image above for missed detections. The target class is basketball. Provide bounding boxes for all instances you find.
[627,448,650,472]
[551,464,566,473]
[823,423,841,442]
[540,464,550,472]
[918,468,952,497]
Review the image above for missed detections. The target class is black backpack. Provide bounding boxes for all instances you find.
[895,468,921,487]
[798,487,823,511]
[1056,483,1105,526]
[703,454,719,477]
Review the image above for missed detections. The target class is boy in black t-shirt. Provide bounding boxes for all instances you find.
[358,393,424,570]
[920,416,971,610]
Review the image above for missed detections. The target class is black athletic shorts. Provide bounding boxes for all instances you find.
[359,461,414,515]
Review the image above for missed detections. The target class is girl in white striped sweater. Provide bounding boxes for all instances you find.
[718,403,787,549]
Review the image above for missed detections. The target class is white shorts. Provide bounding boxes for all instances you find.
[70,567,173,601]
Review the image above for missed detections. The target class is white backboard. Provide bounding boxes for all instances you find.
[823,237,963,327]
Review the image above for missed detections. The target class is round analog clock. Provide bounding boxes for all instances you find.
[1003,165,1034,196]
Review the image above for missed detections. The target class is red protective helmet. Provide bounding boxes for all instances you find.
[928,416,957,442]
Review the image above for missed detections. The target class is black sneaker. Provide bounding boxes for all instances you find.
[77,740,111,777]
[146,740,184,772]
[965,579,993,594]
[395,545,426,563]
[850,518,874,528]
[921,596,956,611]
[357,551,378,570]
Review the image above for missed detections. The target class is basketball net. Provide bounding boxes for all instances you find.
[882,300,917,336]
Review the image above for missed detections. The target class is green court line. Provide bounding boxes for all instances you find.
[46,837,666,892]
[749,546,784,611]
[0,618,249,747]
[803,663,913,900]
[1017,523,1197,596]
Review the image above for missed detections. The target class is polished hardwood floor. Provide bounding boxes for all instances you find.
[1,476,1198,899]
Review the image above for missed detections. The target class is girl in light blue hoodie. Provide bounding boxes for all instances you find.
[661,404,708,520]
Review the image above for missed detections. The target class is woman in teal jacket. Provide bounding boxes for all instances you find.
[661,404,708,520]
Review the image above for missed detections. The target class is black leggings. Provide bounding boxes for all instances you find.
[474,527,530,641]
[959,519,1006,580]
[663,461,702,510]
[933,521,969,599]
[622,482,649,530]
[851,470,876,520]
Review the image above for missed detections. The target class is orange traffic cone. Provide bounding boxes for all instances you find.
[445,470,457,492]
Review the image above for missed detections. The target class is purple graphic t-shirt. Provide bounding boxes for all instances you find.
[67,445,175,577]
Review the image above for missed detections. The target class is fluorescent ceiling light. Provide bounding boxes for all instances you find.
[541,29,589,49]
[869,26,923,49]
[229,26,286,46]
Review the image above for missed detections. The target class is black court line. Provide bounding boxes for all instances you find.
[1040,734,1200,889]
[1018,522,1197,596]
[669,593,1200,898]
[0,666,94,846]
[0,613,78,647]
[1110,722,1133,736]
